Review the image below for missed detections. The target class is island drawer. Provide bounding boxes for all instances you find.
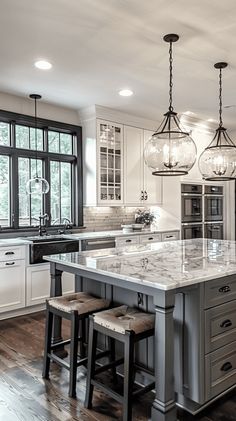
[205,300,236,353]
[0,246,25,262]
[161,231,179,242]
[139,233,161,244]
[204,275,236,308]
[116,235,139,247]
[205,340,236,400]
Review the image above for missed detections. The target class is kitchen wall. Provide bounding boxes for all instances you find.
[0,91,79,125]
[83,206,139,231]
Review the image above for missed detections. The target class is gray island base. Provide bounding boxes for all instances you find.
[45,239,236,421]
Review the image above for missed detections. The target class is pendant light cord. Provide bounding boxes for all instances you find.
[169,41,173,112]
[34,97,38,177]
[219,68,223,127]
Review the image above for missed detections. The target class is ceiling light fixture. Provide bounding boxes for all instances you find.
[119,89,133,97]
[144,34,197,176]
[198,62,236,181]
[34,60,52,70]
[26,94,50,195]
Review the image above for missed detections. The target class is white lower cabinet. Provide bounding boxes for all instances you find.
[26,264,75,307]
[0,259,25,313]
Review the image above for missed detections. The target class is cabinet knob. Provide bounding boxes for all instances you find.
[221,361,233,372]
[220,319,232,328]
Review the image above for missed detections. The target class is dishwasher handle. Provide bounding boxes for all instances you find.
[83,238,115,250]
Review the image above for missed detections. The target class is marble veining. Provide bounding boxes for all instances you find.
[45,239,236,291]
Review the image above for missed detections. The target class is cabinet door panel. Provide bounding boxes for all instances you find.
[124,126,143,205]
[0,260,25,312]
[143,130,163,205]
[26,265,50,306]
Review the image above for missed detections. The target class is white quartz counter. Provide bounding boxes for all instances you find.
[0,238,31,247]
[45,238,236,291]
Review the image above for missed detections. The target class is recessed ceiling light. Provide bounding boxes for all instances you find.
[34,60,52,70]
[119,89,133,97]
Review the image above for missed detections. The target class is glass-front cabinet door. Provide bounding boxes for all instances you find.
[97,120,123,204]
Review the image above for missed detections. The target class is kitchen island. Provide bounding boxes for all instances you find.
[45,238,236,421]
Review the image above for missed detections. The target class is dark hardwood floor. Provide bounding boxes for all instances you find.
[0,312,236,420]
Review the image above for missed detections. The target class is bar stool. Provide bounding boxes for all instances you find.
[42,292,110,398]
[84,305,155,421]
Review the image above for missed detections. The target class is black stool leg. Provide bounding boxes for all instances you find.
[79,318,86,359]
[84,316,98,409]
[42,304,53,379]
[108,337,117,382]
[123,331,135,421]
[69,311,79,398]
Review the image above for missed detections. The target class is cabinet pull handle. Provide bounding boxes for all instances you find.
[220,319,232,328]
[5,251,15,255]
[144,190,148,200]
[5,262,15,266]
[166,235,174,239]
[148,237,154,241]
[125,239,132,243]
[219,285,231,293]
[221,362,233,372]
[140,190,144,201]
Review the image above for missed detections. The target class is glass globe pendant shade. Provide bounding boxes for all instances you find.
[144,110,197,175]
[198,62,236,181]
[198,127,236,181]
[26,175,50,195]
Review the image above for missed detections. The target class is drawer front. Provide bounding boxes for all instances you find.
[161,231,179,242]
[205,300,236,353]
[205,341,236,400]
[205,275,236,308]
[115,236,140,247]
[139,234,161,244]
[0,246,25,262]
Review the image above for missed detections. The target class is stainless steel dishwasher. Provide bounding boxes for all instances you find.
[81,237,115,251]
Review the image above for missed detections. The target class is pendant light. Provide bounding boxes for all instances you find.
[198,62,236,181]
[144,34,197,176]
[26,94,50,194]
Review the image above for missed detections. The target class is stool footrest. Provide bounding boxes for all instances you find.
[95,358,124,375]
[133,381,155,398]
[91,379,123,404]
[51,339,71,350]
[49,353,70,370]
[95,350,111,360]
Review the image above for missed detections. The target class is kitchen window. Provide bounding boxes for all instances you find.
[0,109,83,231]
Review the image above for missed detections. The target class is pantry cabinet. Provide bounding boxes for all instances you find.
[124,126,163,205]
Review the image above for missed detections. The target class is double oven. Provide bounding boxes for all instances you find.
[181,184,224,240]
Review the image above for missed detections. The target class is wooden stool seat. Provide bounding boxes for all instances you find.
[42,293,110,398]
[85,306,155,421]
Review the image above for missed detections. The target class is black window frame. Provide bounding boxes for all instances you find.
[0,109,83,232]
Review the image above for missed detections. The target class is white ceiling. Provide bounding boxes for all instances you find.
[1,0,236,127]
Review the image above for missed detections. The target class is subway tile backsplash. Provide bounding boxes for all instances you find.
[83,207,144,231]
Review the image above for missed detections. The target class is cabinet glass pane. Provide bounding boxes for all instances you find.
[99,122,122,202]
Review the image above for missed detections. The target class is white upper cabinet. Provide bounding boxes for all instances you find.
[124,126,163,206]
[97,120,123,205]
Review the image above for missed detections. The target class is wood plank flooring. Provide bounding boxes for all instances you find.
[0,312,236,420]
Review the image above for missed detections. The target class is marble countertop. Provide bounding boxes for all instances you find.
[0,228,179,248]
[44,238,236,291]
[64,228,179,241]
